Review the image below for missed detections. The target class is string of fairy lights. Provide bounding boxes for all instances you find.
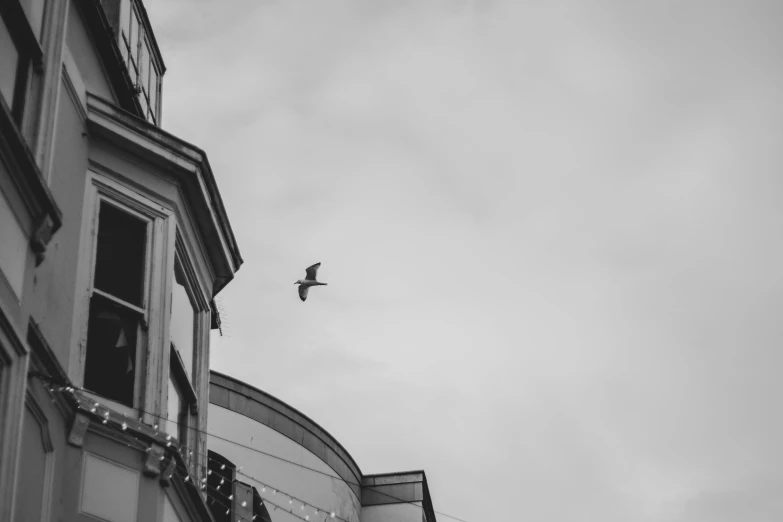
[37,379,469,522]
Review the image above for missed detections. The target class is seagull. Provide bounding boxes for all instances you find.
[294,262,327,302]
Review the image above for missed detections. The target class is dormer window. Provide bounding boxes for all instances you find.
[118,0,161,124]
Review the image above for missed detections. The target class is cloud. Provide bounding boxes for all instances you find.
[143,0,783,520]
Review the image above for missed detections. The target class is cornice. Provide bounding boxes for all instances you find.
[85,93,243,295]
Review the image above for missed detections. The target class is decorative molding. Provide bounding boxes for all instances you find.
[61,48,89,125]
[143,443,165,477]
[85,93,242,294]
[0,94,62,252]
[68,412,90,447]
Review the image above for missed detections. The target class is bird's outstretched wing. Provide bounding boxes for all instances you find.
[304,262,321,281]
[298,285,309,302]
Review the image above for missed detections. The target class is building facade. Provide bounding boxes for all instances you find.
[207,372,438,522]
[1,1,439,522]
[0,0,241,521]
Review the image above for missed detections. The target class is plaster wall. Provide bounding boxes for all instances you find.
[207,404,362,522]
[25,71,90,372]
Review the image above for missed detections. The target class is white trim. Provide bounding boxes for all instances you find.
[22,392,56,522]
[69,170,173,426]
[61,45,88,125]
[0,305,28,522]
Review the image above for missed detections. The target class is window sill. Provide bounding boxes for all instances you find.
[81,389,137,420]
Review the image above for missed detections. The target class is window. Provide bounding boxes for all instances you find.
[83,201,149,408]
[207,451,236,522]
[166,254,199,443]
[19,0,46,40]
[120,3,161,124]
[171,259,195,379]
[0,0,43,124]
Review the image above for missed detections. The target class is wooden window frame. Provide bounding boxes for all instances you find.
[70,171,173,421]
[0,0,44,125]
[164,233,208,457]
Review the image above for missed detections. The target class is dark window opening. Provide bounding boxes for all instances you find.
[84,293,139,406]
[84,202,147,407]
[93,202,146,307]
[207,450,236,522]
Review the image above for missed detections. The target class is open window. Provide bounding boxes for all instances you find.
[83,201,148,408]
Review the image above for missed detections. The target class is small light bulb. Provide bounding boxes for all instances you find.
[220,478,225,485]
[253,516,257,521]
[166,442,171,447]
[289,500,293,504]
[273,490,276,495]
[331,512,335,518]
[208,470,212,475]
[221,464,226,470]
[94,402,99,408]
[301,504,305,510]
[184,476,190,482]
[306,517,310,521]
[154,424,158,430]
[229,494,233,500]
[90,407,96,413]
[166,435,171,441]
[241,501,247,507]
[121,422,128,430]
[104,410,110,417]
[189,451,193,456]
[202,477,207,483]
[159,455,165,461]
[102,419,108,424]
[225,509,229,515]
[262,487,266,492]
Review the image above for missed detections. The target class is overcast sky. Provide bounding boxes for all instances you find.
[143,1,782,521]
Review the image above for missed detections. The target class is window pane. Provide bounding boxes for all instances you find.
[170,262,194,379]
[166,372,182,437]
[20,0,47,40]
[129,10,139,62]
[139,39,149,93]
[0,15,19,107]
[84,294,139,407]
[149,64,158,119]
[93,202,147,307]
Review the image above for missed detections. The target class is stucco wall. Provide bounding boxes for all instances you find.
[207,404,362,522]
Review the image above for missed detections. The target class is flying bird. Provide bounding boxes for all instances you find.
[294,262,327,302]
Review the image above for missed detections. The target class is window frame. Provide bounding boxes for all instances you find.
[120,1,160,124]
[0,0,44,125]
[83,198,151,409]
[70,171,173,420]
[163,233,209,455]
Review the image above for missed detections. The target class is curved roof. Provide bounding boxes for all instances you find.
[209,371,363,499]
